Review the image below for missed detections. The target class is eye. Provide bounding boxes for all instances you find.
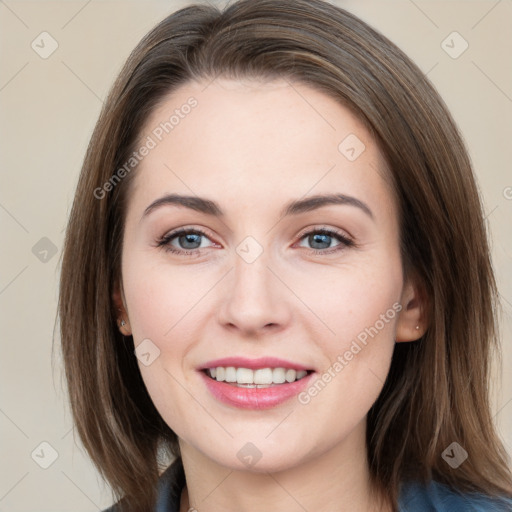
[156,226,355,257]
[156,227,216,256]
[296,227,354,255]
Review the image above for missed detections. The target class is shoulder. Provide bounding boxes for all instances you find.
[398,479,512,512]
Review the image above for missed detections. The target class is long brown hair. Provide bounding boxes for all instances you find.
[58,0,512,510]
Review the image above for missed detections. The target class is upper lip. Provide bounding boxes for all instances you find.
[199,356,313,372]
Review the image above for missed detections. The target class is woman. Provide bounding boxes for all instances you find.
[58,0,512,511]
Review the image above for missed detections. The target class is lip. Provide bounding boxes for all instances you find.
[198,368,315,410]
[199,356,312,372]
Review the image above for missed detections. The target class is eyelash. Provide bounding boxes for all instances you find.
[155,226,355,257]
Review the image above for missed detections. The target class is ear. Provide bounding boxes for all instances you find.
[395,274,427,343]
[113,280,132,336]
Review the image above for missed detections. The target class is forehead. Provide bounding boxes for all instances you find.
[129,77,395,219]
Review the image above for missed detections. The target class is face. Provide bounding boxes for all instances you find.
[117,77,409,473]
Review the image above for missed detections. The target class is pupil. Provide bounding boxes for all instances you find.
[311,233,330,249]
[180,233,201,249]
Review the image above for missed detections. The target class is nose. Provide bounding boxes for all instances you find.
[217,249,291,337]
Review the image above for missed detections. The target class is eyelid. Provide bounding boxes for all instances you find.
[161,225,215,241]
[295,224,352,241]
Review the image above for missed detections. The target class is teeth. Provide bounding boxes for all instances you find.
[254,368,273,384]
[285,369,297,382]
[273,367,286,383]
[225,367,237,382]
[237,367,254,384]
[207,366,310,385]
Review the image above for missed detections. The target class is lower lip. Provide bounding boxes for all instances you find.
[199,370,315,410]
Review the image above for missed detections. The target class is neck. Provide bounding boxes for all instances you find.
[178,421,391,512]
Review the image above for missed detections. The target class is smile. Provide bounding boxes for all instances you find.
[204,366,310,387]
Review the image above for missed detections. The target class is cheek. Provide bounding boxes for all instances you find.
[295,281,400,433]
[122,250,210,343]
[304,258,402,349]
[337,275,400,348]
[121,256,204,434]
[303,252,403,402]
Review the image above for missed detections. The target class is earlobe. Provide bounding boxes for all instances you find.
[116,316,131,336]
[395,313,424,343]
[113,281,132,336]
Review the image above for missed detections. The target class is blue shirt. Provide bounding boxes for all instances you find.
[399,479,512,511]
[103,457,512,511]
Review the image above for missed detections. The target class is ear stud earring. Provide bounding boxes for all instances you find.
[120,319,126,327]
[415,325,420,330]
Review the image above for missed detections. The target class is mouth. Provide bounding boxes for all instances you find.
[197,357,316,409]
[201,367,314,388]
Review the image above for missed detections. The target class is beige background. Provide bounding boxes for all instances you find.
[1,0,511,510]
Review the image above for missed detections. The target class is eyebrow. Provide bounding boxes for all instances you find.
[141,193,374,221]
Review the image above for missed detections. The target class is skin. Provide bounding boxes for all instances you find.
[114,77,425,512]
